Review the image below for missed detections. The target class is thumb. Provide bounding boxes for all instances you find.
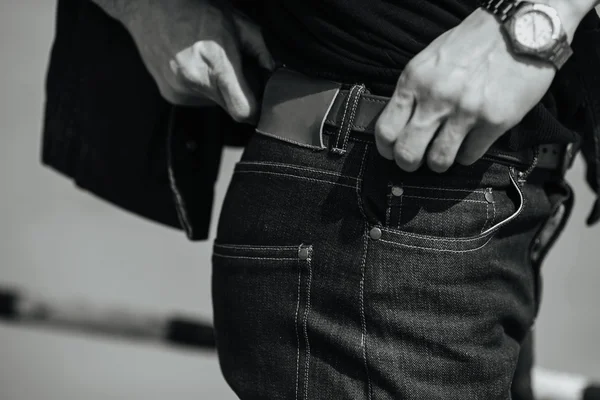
[215,47,259,124]
[232,14,276,71]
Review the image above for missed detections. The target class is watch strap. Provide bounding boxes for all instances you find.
[479,0,520,22]
[549,45,574,69]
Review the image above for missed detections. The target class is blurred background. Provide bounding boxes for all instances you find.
[0,2,598,400]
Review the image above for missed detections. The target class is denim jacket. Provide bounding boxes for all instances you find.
[41,0,600,240]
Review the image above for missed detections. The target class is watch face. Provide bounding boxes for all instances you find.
[513,10,555,50]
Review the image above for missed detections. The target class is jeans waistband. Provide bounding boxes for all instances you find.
[256,68,573,173]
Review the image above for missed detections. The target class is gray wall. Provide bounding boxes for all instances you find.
[0,2,598,399]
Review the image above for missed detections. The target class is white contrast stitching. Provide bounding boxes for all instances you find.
[397,192,404,230]
[339,86,365,153]
[402,185,487,194]
[402,195,488,204]
[302,253,313,400]
[382,168,524,243]
[377,237,493,253]
[359,225,373,399]
[237,161,361,181]
[335,87,356,150]
[212,253,298,261]
[380,227,493,243]
[234,170,357,189]
[356,144,370,220]
[294,261,302,400]
[482,202,490,234]
[214,244,299,250]
[385,183,393,226]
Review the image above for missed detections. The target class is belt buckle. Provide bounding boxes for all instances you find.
[536,143,575,174]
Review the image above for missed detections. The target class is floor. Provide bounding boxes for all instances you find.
[0,2,598,400]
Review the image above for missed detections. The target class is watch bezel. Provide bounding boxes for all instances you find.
[506,2,563,54]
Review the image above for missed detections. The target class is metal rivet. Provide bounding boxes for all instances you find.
[298,247,310,260]
[369,227,382,240]
[391,186,404,197]
[484,189,494,204]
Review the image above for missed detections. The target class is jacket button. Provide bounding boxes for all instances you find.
[369,227,383,240]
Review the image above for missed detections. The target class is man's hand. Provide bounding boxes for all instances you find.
[115,0,274,123]
[374,2,589,173]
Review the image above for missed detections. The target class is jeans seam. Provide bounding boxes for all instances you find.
[380,227,492,243]
[359,225,373,400]
[294,260,303,400]
[237,161,361,181]
[235,170,357,190]
[402,195,489,204]
[402,185,487,194]
[212,253,298,261]
[378,236,493,253]
[385,183,393,226]
[356,144,371,221]
[302,253,313,400]
[397,192,403,230]
[482,202,490,234]
[214,244,299,250]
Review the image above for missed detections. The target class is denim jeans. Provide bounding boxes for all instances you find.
[212,127,572,399]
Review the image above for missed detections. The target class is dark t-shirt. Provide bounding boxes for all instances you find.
[261,0,478,95]
[248,1,580,149]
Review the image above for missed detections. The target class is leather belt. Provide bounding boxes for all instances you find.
[256,68,574,173]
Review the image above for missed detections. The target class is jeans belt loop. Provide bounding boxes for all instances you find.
[331,84,366,155]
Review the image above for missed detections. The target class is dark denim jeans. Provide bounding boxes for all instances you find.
[212,128,572,399]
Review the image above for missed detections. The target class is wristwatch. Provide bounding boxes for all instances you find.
[479,0,573,69]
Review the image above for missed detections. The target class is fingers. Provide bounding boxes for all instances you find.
[456,124,506,166]
[211,43,260,123]
[173,40,258,123]
[426,113,476,172]
[375,57,503,173]
[375,79,415,161]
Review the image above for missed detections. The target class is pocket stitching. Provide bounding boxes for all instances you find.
[355,144,371,221]
[302,251,313,400]
[235,170,357,190]
[213,253,299,261]
[378,236,493,253]
[214,244,299,250]
[378,167,524,248]
[401,184,487,194]
[237,161,361,181]
[294,258,303,400]
[402,194,489,204]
